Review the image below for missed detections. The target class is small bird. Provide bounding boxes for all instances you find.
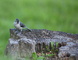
[14,19,31,32]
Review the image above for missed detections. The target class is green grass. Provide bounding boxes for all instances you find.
[0,0,78,60]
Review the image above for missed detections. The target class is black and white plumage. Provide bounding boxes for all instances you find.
[14,19,31,32]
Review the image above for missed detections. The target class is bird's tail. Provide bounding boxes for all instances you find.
[25,27,32,31]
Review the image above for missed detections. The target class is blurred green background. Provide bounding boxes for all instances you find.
[0,0,78,59]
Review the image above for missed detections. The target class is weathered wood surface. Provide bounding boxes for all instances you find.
[46,56,76,60]
[5,29,78,60]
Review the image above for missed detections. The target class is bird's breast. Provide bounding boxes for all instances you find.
[14,22,22,30]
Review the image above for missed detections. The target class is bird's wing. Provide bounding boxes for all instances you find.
[20,22,26,27]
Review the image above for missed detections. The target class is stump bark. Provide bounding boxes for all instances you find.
[5,29,78,60]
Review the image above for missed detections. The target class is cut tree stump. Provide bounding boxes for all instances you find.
[5,29,78,60]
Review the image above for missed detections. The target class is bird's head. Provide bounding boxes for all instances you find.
[15,19,19,23]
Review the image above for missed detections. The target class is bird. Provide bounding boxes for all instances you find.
[14,19,31,32]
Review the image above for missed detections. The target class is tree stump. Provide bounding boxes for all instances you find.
[5,29,78,60]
